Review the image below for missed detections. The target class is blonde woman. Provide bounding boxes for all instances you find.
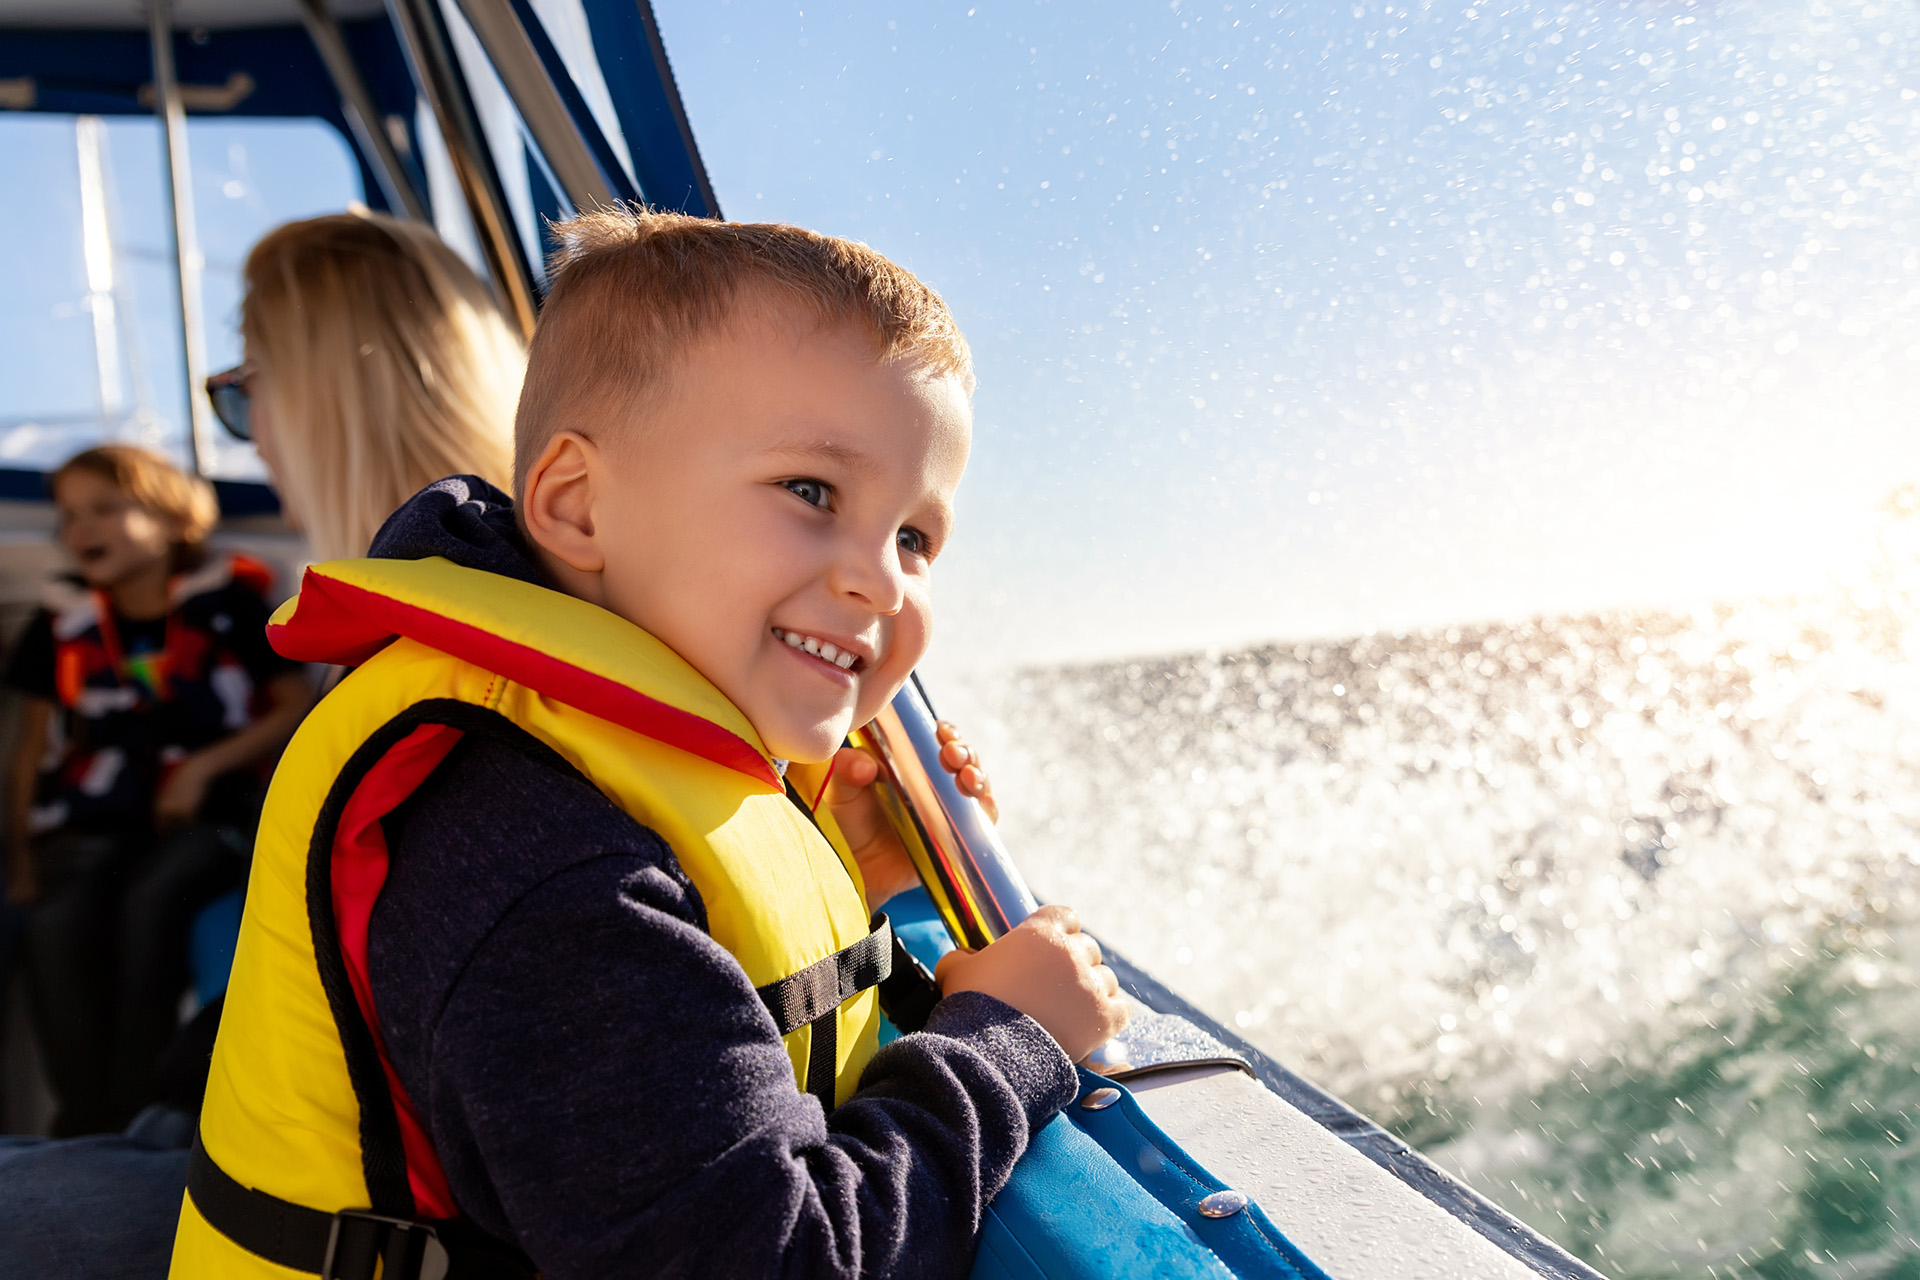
[204,211,523,560]
[0,215,522,1276]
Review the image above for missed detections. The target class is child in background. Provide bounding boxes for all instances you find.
[3,445,310,1135]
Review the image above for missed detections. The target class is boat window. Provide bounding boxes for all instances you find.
[663,1,1920,1270]
[0,114,360,478]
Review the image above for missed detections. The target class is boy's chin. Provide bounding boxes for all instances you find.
[759,714,856,766]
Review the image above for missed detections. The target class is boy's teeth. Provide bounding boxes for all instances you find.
[777,629,858,671]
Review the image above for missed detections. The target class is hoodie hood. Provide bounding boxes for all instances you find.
[366,476,544,585]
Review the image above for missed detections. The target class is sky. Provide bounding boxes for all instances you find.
[648,0,1920,672]
[3,0,1919,672]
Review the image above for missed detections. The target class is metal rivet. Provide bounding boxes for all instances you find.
[1080,1086,1122,1111]
[1197,1189,1248,1219]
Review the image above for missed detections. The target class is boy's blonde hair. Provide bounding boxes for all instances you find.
[515,207,974,488]
[53,444,219,571]
[241,211,524,561]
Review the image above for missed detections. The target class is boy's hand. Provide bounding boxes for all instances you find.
[821,721,999,908]
[934,905,1131,1062]
[154,756,212,830]
[822,747,920,907]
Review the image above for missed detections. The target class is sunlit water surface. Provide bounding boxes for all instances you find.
[951,498,1920,1278]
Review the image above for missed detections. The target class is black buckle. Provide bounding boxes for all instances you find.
[322,1209,449,1280]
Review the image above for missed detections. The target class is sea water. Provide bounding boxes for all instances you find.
[952,498,1920,1278]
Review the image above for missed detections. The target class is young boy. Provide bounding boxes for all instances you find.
[174,211,1128,1279]
[4,446,310,1135]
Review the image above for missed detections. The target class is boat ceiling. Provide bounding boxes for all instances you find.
[0,0,385,29]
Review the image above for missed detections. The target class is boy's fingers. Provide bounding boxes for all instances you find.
[939,740,972,771]
[1027,904,1080,937]
[936,720,960,744]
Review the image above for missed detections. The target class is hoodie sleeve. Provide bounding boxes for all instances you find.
[370,733,1075,1280]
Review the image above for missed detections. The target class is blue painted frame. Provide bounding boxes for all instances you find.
[578,0,720,217]
[502,0,641,207]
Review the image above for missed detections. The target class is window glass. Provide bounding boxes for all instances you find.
[663,1,1920,1271]
[0,114,361,478]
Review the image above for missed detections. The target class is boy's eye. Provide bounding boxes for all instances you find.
[897,526,930,557]
[781,478,832,509]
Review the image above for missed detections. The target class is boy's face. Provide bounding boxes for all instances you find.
[547,308,971,764]
[53,469,178,591]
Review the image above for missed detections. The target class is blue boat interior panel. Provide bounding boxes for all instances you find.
[880,890,1331,1279]
[1065,1069,1331,1280]
[973,1112,1235,1280]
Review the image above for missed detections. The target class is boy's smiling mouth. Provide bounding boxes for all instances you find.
[772,627,869,674]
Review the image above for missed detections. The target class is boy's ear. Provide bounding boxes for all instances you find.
[520,431,607,576]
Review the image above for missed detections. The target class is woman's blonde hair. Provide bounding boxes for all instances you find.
[241,211,523,561]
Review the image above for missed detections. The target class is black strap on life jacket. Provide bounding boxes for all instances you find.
[776,773,945,1044]
[754,914,894,1113]
[185,1134,534,1280]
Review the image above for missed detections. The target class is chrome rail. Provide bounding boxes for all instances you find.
[299,0,430,222]
[449,0,638,212]
[857,675,1254,1082]
[383,0,539,336]
[851,675,1040,952]
[147,0,217,474]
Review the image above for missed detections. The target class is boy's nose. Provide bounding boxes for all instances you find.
[830,539,908,615]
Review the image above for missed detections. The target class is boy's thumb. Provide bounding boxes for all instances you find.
[827,745,879,793]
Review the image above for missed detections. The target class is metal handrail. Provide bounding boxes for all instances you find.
[383,0,540,337]
[148,0,218,476]
[451,0,638,213]
[850,676,1041,952]
[299,0,430,222]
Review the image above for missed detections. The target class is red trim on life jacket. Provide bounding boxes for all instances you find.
[270,569,781,791]
[330,722,465,1219]
[809,752,839,812]
[54,643,90,706]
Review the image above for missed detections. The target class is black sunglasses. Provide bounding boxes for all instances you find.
[205,364,254,442]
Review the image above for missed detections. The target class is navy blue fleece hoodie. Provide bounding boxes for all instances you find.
[360,479,1076,1279]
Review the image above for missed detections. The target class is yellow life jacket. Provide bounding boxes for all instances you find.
[171,555,887,1280]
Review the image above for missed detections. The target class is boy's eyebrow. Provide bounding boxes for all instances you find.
[761,440,879,475]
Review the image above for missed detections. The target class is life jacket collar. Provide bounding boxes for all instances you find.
[269,557,781,790]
